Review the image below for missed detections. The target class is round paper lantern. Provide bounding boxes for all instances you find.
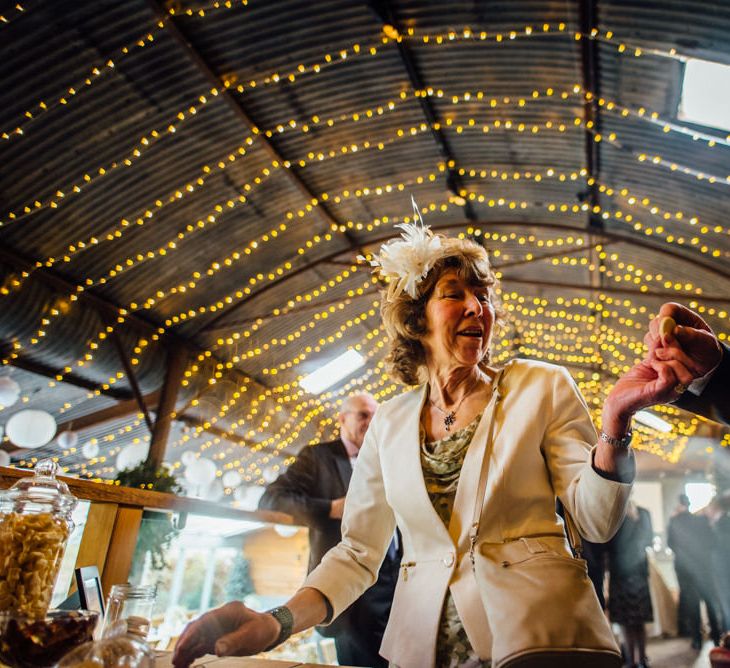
[204,480,224,502]
[0,450,10,467]
[233,485,265,510]
[181,450,197,467]
[116,442,149,471]
[184,457,217,487]
[262,467,278,484]
[57,430,79,449]
[0,377,20,407]
[274,524,299,538]
[6,410,57,449]
[81,441,99,459]
[222,470,243,489]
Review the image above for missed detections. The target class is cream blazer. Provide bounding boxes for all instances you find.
[304,359,634,668]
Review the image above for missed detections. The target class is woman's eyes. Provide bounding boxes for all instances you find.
[443,291,490,301]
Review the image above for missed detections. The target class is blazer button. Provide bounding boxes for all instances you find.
[443,552,455,567]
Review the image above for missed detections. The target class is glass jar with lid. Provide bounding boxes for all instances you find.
[0,459,78,618]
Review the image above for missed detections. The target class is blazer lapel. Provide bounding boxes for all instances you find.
[389,384,454,547]
[333,440,353,493]
[449,365,508,549]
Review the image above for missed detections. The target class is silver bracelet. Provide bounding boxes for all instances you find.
[599,428,633,449]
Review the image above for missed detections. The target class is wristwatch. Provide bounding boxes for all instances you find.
[265,605,294,650]
[599,428,633,449]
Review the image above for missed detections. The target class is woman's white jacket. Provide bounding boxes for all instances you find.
[304,359,634,668]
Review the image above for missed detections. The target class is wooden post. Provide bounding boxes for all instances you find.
[101,506,143,596]
[148,345,188,469]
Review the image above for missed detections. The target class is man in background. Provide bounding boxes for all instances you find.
[668,494,725,648]
[259,393,399,667]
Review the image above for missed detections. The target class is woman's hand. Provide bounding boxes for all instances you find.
[602,358,684,437]
[171,601,280,667]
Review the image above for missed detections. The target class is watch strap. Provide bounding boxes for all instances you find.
[599,428,633,448]
[264,605,294,651]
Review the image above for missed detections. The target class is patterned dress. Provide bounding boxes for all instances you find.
[420,417,492,668]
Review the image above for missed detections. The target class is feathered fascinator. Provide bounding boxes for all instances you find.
[360,196,443,301]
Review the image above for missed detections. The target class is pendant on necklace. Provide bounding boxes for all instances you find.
[443,412,456,431]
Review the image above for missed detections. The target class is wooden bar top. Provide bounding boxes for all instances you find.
[155,653,348,667]
[0,466,295,525]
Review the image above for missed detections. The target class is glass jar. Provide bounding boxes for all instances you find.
[100,584,156,640]
[0,459,77,619]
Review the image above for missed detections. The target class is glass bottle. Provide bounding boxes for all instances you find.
[0,459,77,618]
[101,584,156,640]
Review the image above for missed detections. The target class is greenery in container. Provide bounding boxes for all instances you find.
[115,462,183,576]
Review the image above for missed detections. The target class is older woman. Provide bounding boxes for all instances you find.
[172,214,684,668]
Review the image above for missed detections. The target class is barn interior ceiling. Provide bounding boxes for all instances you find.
[0,0,728,500]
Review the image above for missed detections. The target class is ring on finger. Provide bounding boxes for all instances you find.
[673,383,688,395]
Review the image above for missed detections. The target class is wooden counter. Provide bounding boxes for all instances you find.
[0,466,296,598]
[155,653,344,667]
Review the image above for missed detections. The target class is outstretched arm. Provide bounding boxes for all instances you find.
[172,588,328,667]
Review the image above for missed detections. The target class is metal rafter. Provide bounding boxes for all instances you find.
[149,0,366,337]
[367,0,478,223]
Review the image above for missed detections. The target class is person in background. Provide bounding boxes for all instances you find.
[607,501,654,668]
[667,493,725,649]
[645,303,728,426]
[711,493,730,632]
[257,392,399,668]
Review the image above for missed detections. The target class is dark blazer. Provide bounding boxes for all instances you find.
[258,439,399,638]
[676,342,729,426]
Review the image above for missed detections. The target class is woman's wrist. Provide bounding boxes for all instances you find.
[600,402,633,439]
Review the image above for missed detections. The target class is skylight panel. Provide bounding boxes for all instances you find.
[678,58,730,132]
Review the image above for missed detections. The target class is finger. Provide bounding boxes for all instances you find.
[650,358,694,386]
[658,302,710,332]
[654,345,704,377]
[644,330,661,353]
[674,325,721,363]
[215,618,277,657]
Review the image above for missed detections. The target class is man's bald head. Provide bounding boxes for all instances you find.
[338,393,378,452]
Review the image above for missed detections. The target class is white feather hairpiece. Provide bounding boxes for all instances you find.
[359,196,443,301]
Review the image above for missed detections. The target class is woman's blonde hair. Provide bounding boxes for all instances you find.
[380,236,505,385]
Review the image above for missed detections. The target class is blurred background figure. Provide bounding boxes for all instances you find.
[711,493,730,632]
[667,493,725,649]
[607,501,654,668]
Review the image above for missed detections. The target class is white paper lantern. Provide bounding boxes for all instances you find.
[184,457,217,487]
[274,524,299,538]
[57,431,79,449]
[222,470,243,489]
[116,442,149,471]
[233,485,265,510]
[0,451,10,467]
[81,441,99,459]
[0,378,20,407]
[6,410,57,449]
[262,467,278,484]
[204,480,224,502]
[181,450,197,467]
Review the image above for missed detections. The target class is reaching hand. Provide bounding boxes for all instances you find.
[607,358,684,419]
[645,302,722,380]
[172,601,279,667]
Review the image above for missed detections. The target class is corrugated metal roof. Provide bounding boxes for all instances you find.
[0,0,728,486]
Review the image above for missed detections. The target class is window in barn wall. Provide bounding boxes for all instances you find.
[127,511,336,662]
[678,58,730,132]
